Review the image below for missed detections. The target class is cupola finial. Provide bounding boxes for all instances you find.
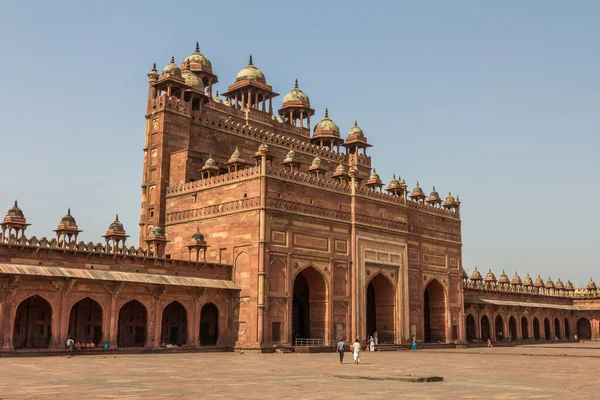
[195,41,200,53]
[249,54,253,66]
[294,79,298,89]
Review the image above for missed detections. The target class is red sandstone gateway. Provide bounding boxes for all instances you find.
[0,44,598,353]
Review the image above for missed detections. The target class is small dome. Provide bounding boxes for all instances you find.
[312,156,322,167]
[369,169,380,181]
[204,155,216,167]
[6,200,24,218]
[587,278,596,290]
[348,121,365,139]
[484,269,497,283]
[181,42,213,72]
[498,270,510,284]
[313,108,340,137]
[523,273,534,287]
[283,79,310,105]
[555,278,565,289]
[235,55,266,83]
[511,271,522,285]
[470,267,483,281]
[410,182,425,198]
[534,275,544,287]
[387,174,401,190]
[223,98,232,107]
[60,208,77,227]
[192,228,205,242]
[149,226,165,237]
[182,68,204,89]
[545,277,555,289]
[230,146,242,160]
[565,280,575,290]
[258,142,268,154]
[108,215,125,232]
[213,91,222,103]
[427,186,441,203]
[335,164,345,172]
[162,56,181,77]
[284,150,296,162]
[277,116,284,123]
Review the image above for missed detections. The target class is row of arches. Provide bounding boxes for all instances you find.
[12,295,219,349]
[466,314,592,341]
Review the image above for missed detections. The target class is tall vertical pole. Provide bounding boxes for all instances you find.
[257,148,268,345]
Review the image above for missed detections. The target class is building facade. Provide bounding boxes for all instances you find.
[0,43,598,352]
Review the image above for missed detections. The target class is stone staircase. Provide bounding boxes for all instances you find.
[376,343,406,352]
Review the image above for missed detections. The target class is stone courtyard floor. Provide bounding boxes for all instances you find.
[0,343,598,399]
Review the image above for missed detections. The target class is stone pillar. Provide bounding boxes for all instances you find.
[349,169,358,342]
[103,282,124,349]
[256,150,268,345]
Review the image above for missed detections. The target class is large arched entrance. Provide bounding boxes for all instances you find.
[521,317,529,340]
[161,301,187,346]
[533,318,540,340]
[544,318,551,340]
[577,318,592,340]
[366,274,395,344]
[466,315,476,341]
[13,295,52,349]
[495,315,504,341]
[200,303,219,345]
[68,298,102,345]
[509,316,517,340]
[481,315,490,341]
[291,267,327,344]
[564,318,570,339]
[423,280,446,343]
[554,318,561,339]
[118,300,147,347]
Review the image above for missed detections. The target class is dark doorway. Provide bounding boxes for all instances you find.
[577,318,592,340]
[554,318,561,339]
[200,303,218,345]
[533,318,540,340]
[366,274,395,344]
[481,315,490,341]
[466,315,476,341]
[161,301,187,346]
[544,318,551,340]
[68,298,103,345]
[118,300,147,347]
[521,317,529,340]
[509,316,517,340]
[291,267,327,342]
[564,318,570,339]
[423,280,446,343]
[495,316,504,341]
[13,295,52,349]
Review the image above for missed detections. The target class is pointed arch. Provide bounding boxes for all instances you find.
[118,300,148,347]
[481,314,491,341]
[68,297,103,345]
[423,278,446,343]
[521,316,529,340]
[161,301,187,346]
[291,265,329,344]
[13,295,53,349]
[366,272,396,344]
[577,317,592,340]
[466,314,476,341]
[268,259,286,294]
[200,302,219,345]
[234,251,250,290]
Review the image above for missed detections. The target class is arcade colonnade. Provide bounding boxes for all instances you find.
[0,280,234,351]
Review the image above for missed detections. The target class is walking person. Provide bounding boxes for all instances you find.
[487,338,493,348]
[337,337,345,365]
[411,335,417,350]
[369,336,375,352]
[373,331,378,346]
[353,338,362,364]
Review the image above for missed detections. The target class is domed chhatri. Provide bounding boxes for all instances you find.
[181,42,213,73]
[470,267,483,281]
[162,56,182,77]
[313,108,340,138]
[534,275,545,288]
[484,269,497,283]
[523,273,534,287]
[283,79,310,106]
[409,182,426,201]
[191,227,206,243]
[348,121,365,139]
[545,277,555,289]
[427,186,442,205]
[387,174,401,190]
[311,156,322,167]
[108,214,125,232]
[498,270,510,284]
[284,149,296,163]
[369,169,380,181]
[213,90,223,103]
[555,278,565,290]
[511,271,522,285]
[587,278,597,290]
[5,200,25,219]
[335,164,345,173]
[565,279,575,291]
[235,55,266,83]
[181,60,204,89]
[443,192,457,209]
[204,155,217,167]
[59,208,77,228]
[149,226,166,237]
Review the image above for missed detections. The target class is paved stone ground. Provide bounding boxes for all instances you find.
[0,343,598,399]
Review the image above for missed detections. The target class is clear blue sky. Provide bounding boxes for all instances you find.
[1,1,598,286]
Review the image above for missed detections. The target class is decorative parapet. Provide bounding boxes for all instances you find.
[406,198,459,217]
[410,224,461,242]
[149,94,191,117]
[463,278,600,299]
[166,167,260,196]
[166,197,260,224]
[266,198,351,221]
[355,214,408,232]
[267,166,351,194]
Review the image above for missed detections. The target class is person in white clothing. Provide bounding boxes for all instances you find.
[353,338,362,364]
[369,336,375,352]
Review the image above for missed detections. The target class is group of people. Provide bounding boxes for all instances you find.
[336,334,418,365]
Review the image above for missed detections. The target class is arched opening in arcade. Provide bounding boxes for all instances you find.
[117,300,147,347]
[544,318,551,340]
[291,266,327,344]
[533,318,540,340]
[366,273,395,344]
[554,318,561,339]
[481,315,490,341]
[495,315,504,341]
[161,301,187,346]
[521,317,529,340]
[68,298,103,345]
[13,295,52,349]
[577,317,592,340]
[200,302,219,345]
[466,315,476,341]
[508,316,517,340]
[564,318,570,339]
[423,280,446,343]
